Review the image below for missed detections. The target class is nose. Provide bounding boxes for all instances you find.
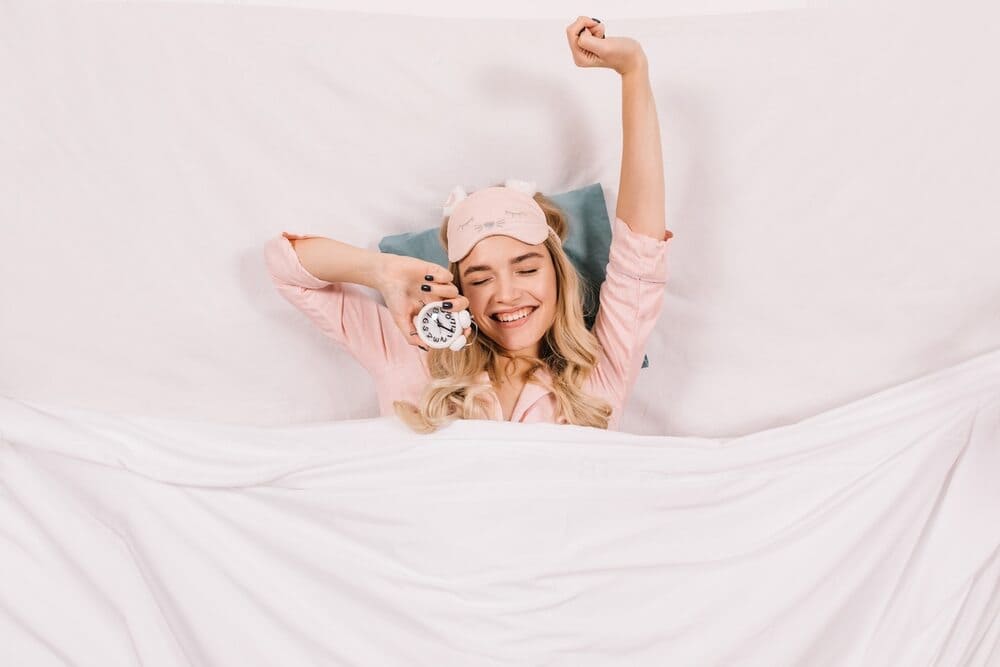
[494,273,521,304]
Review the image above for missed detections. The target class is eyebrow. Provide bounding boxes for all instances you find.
[462,252,545,277]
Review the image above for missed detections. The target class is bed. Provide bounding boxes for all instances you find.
[2,1,998,664]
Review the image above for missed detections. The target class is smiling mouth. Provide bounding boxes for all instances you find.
[490,306,538,327]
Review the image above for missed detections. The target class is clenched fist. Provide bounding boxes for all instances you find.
[565,16,647,76]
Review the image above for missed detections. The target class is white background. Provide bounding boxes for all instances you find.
[2,0,998,435]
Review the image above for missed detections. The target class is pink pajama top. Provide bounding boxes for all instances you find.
[264,216,673,430]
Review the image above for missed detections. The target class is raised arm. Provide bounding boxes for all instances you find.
[566,17,667,241]
[616,58,666,241]
[566,18,673,421]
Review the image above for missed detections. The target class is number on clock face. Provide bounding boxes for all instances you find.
[419,306,457,345]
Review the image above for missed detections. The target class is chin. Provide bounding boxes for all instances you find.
[496,328,546,352]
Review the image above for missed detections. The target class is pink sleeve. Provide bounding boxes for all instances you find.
[591,216,674,406]
[263,232,419,375]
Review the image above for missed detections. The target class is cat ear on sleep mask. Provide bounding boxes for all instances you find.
[441,185,469,217]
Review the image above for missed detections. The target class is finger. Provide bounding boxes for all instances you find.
[406,324,429,351]
[423,264,453,285]
[566,16,599,37]
[577,28,606,55]
[566,16,599,48]
[419,282,460,299]
[400,316,424,347]
[449,295,470,311]
[568,24,605,65]
[439,294,470,310]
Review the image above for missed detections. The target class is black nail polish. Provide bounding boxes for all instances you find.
[424,274,433,281]
[442,301,452,309]
[591,17,601,22]
[577,27,585,36]
[421,284,431,292]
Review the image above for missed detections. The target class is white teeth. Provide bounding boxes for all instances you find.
[495,307,533,322]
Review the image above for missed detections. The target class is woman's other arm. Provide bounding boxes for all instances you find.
[263,232,412,372]
[265,232,470,360]
[286,236,382,289]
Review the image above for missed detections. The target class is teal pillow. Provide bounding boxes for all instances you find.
[379,183,649,369]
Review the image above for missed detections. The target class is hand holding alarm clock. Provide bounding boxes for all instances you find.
[374,253,475,352]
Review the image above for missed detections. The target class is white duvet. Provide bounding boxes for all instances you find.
[3,346,999,665]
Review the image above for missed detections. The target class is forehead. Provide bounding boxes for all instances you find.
[462,234,549,265]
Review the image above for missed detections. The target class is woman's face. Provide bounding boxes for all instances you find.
[458,235,557,357]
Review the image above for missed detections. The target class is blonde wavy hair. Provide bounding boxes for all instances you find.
[393,183,614,433]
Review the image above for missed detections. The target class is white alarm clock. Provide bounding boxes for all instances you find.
[413,300,473,351]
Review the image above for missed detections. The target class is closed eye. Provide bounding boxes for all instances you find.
[470,269,538,286]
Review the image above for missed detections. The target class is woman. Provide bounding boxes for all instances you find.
[264,17,674,432]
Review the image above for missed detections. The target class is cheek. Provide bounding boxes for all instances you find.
[541,276,558,306]
[468,293,488,318]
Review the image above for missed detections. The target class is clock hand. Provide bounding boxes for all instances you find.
[430,312,455,336]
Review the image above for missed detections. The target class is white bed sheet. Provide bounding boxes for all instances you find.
[2,345,999,664]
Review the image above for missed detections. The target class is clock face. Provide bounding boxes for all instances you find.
[420,306,457,345]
